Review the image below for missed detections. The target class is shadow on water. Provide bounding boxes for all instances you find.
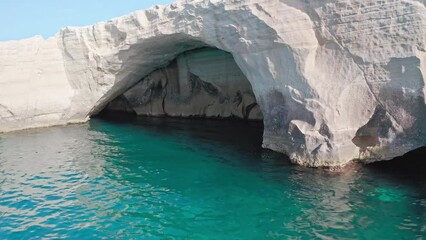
[95,111,425,183]
[95,110,288,159]
[364,147,426,196]
[93,111,297,184]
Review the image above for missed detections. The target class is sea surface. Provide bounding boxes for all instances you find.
[0,117,425,239]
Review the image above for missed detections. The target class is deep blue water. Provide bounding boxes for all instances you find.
[0,117,425,239]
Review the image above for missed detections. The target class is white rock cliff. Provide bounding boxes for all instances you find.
[0,0,425,167]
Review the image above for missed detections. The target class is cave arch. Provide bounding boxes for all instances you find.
[60,26,317,166]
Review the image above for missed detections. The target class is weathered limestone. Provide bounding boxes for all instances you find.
[0,36,77,131]
[0,0,425,167]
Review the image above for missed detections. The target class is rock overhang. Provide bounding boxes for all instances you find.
[0,0,425,168]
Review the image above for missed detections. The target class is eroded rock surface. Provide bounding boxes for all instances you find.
[0,0,425,167]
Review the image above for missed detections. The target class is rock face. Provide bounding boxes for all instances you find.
[104,47,263,120]
[0,0,425,167]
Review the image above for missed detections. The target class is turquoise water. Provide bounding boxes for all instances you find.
[0,117,424,239]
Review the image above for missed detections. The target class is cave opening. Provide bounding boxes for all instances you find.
[95,47,264,145]
[96,47,263,122]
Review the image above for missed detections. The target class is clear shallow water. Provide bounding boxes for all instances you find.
[0,117,425,239]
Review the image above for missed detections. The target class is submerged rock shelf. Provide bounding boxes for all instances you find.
[0,0,425,167]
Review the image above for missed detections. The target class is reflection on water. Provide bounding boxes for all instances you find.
[0,117,424,239]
